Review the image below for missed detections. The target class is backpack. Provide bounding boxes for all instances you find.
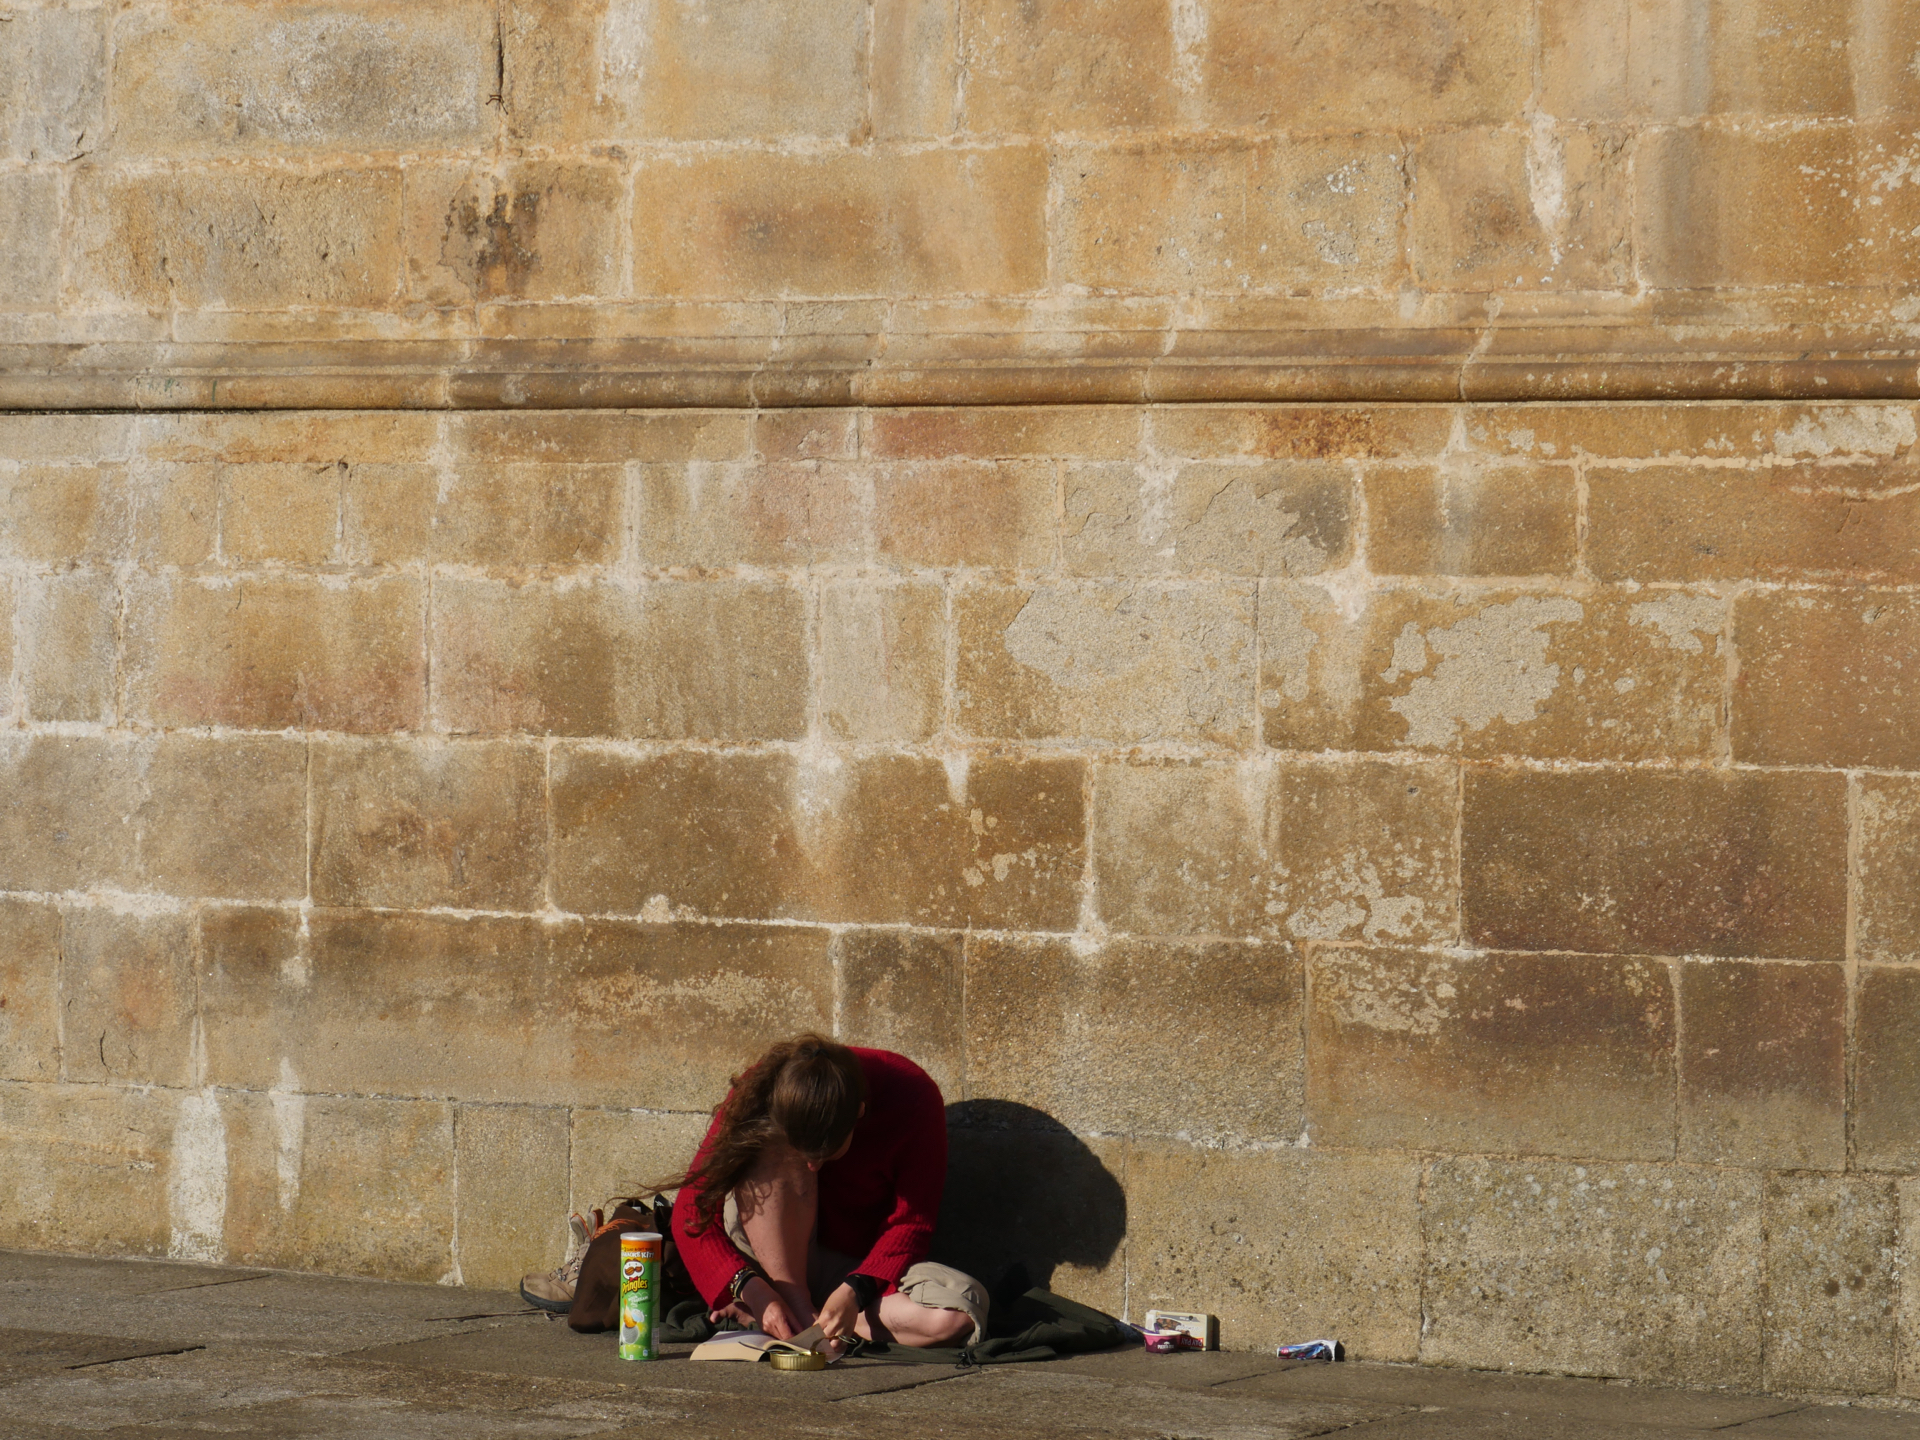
[565,1194,701,1334]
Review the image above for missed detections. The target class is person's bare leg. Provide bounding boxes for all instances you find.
[734,1143,818,1329]
[854,1293,973,1347]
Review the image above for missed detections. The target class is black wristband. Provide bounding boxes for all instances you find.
[726,1266,759,1303]
[845,1273,881,1309]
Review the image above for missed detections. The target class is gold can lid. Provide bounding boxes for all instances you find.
[768,1350,828,1372]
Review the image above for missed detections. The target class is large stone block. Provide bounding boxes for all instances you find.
[1678,960,1845,1171]
[633,148,1047,298]
[442,412,751,467]
[549,921,834,1111]
[430,577,806,740]
[1055,138,1408,292]
[1199,0,1525,130]
[200,906,833,1110]
[635,461,867,570]
[551,748,800,919]
[200,907,538,1100]
[68,169,405,311]
[1364,463,1579,578]
[0,900,60,1082]
[957,0,1173,132]
[837,930,964,1101]
[454,1105,570,1290]
[956,582,1255,745]
[219,462,341,567]
[1129,1143,1422,1359]
[866,407,1140,461]
[1462,402,1920,466]
[568,1109,712,1220]
[406,162,626,306]
[1858,775,1920,966]
[1151,407,1453,463]
[552,748,1085,930]
[0,735,141,893]
[0,1082,176,1258]
[1764,1174,1899,1395]
[936,1124,1126,1312]
[874,461,1056,571]
[965,935,1303,1144]
[412,460,625,570]
[1542,0,1920,121]
[0,581,10,722]
[126,575,425,733]
[1351,587,1726,761]
[1590,463,1920,584]
[126,462,221,568]
[142,411,439,467]
[0,5,107,162]
[818,581,944,742]
[137,735,308,903]
[221,1090,455,1283]
[1856,967,1920,1173]
[1637,125,1920,288]
[1462,768,1846,960]
[1734,590,1920,769]
[0,463,133,566]
[312,739,547,911]
[1410,127,1632,291]
[871,0,959,138]
[339,462,436,567]
[1063,460,1350,578]
[1093,756,1458,945]
[17,572,117,723]
[507,0,865,144]
[819,753,1087,930]
[1307,949,1675,1160]
[0,172,60,307]
[1422,1158,1763,1387]
[110,1,494,154]
[60,908,197,1088]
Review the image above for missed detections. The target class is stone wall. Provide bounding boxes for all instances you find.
[3,401,1920,1397]
[2,0,1918,404]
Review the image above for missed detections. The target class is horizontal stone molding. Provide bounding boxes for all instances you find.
[3,325,1919,410]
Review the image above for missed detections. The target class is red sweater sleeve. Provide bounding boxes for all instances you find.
[671,1109,751,1307]
[844,1066,946,1289]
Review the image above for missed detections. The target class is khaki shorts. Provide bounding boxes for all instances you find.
[722,1191,989,1345]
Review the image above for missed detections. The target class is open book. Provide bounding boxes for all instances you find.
[689,1323,840,1364]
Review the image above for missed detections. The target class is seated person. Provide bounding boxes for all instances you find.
[661,1033,987,1350]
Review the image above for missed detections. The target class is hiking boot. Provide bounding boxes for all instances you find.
[520,1209,601,1314]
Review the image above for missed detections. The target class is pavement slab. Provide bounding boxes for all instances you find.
[2,1250,1918,1440]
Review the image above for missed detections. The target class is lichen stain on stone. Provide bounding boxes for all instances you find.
[1773,406,1918,459]
[1382,596,1583,749]
[1628,594,1724,654]
[1257,410,1383,459]
[1004,586,1249,737]
[1320,954,1459,1036]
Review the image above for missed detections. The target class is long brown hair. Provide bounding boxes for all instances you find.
[663,1034,867,1234]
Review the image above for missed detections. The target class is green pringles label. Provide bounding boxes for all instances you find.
[618,1231,662,1361]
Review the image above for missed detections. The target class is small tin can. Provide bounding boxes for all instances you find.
[618,1231,662,1361]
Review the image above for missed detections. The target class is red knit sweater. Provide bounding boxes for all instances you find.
[673,1048,947,1307]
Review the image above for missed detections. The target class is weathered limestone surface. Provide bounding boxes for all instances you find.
[3,402,1917,1400]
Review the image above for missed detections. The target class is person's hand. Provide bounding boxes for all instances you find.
[815,1283,861,1349]
[741,1277,802,1340]
[708,1298,754,1328]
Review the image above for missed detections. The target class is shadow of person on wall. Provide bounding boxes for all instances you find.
[930,1100,1126,1306]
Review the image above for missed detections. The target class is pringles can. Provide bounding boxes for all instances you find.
[618,1231,662,1360]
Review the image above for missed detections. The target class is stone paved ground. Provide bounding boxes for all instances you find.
[4,1250,1918,1440]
